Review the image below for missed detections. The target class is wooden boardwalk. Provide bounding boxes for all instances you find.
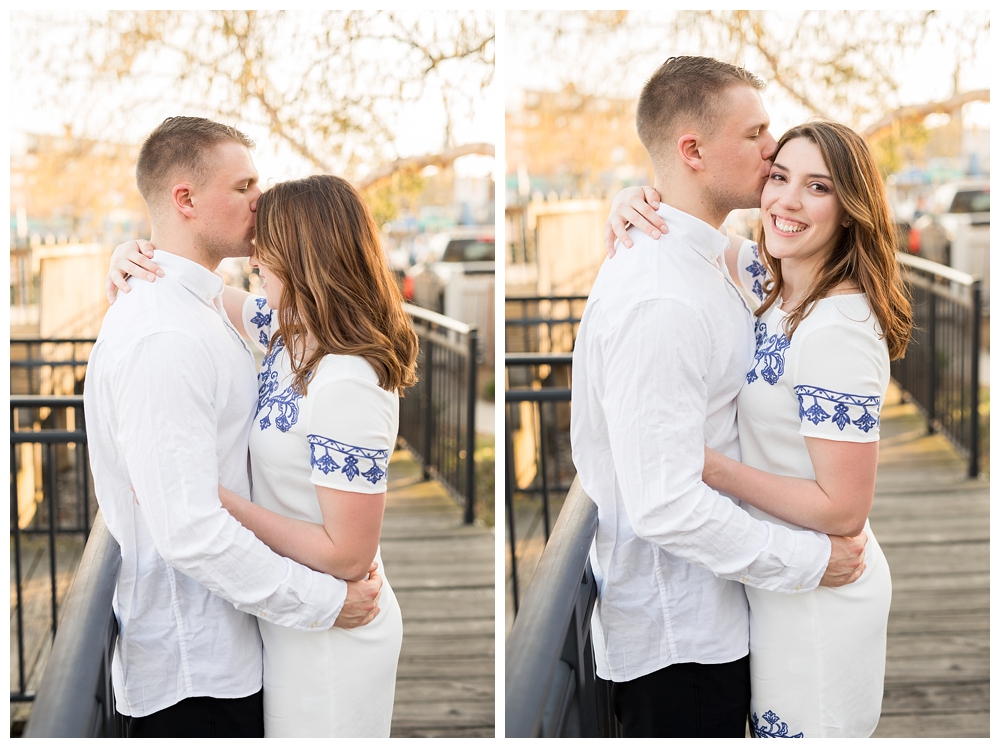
[870,384,989,738]
[9,447,495,737]
[382,448,495,737]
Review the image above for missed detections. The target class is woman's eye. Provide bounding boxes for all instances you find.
[810,183,829,193]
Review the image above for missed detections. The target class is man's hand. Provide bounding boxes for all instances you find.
[818,532,867,587]
[107,239,163,304]
[604,185,667,257]
[333,562,382,628]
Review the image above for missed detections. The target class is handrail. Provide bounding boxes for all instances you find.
[897,251,977,285]
[24,512,122,738]
[506,476,599,737]
[403,302,473,335]
[506,353,574,366]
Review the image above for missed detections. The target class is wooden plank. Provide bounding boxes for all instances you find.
[868,390,989,738]
[872,711,989,738]
[383,448,495,738]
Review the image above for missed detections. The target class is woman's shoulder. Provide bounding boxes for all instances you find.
[311,354,390,396]
[802,294,884,341]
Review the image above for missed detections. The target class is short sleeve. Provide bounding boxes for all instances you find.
[736,239,769,306]
[242,295,275,352]
[305,376,396,494]
[791,319,888,443]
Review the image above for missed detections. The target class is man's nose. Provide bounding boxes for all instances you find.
[250,186,262,212]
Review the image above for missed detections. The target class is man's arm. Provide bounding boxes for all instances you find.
[603,298,842,592]
[115,332,360,630]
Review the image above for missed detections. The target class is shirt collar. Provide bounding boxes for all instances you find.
[151,249,225,304]
[655,204,730,267]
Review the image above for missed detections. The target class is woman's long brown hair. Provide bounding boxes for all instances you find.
[755,120,912,360]
[252,174,418,394]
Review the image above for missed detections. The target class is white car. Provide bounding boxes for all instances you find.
[909,180,990,309]
[403,228,495,326]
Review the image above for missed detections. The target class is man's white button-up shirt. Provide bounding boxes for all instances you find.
[571,204,831,682]
[85,250,348,717]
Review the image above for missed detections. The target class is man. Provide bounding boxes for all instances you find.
[570,57,867,738]
[85,117,381,738]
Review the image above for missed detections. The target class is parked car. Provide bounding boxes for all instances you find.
[907,180,989,311]
[403,227,495,322]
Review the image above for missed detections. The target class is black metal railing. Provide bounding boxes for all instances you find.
[10,396,98,730]
[891,253,983,478]
[505,295,587,357]
[506,476,620,737]
[505,354,574,614]
[399,304,479,524]
[23,512,121,738]
[10,338,95,396]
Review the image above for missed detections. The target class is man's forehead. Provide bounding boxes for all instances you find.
[209,141,258,180]
[725,86,769,128]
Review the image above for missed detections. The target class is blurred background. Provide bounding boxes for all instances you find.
[505,9,989,296]
[10,10,495,340]
[504,12,990,737]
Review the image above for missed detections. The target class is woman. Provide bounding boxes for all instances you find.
[108,174,418,737]
[607,120,911,737]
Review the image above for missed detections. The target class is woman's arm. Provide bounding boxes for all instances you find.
[219,483,384,582]
[220,286,253,339]
[702,439,877,537]
[106,239,254,337]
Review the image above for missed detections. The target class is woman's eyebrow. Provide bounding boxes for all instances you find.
[771,161,832,180]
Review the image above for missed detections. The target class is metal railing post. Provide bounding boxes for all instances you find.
[968,280,982,478]
[421,338,435,481]
[464,328,478,524]
[926,289,937,434]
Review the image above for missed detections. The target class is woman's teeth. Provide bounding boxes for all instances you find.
[774,217,806,233]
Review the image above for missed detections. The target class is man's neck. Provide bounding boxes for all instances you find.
[653,174,727,229]
[148,228,220,272]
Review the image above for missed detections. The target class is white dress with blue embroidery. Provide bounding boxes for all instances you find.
[735,240,891,738]
[242,296,402,737]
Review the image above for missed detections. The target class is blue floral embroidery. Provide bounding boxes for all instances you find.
[745,244,768,302]
[307,436,389,485]
[793,385,881,433]
[751,711,804,738]
[256,340,303,432]
[746,318,790,385]
[250,297,272,348]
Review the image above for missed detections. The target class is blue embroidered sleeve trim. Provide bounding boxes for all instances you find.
[746,318,790,385]
[793,385,881,433]
[751,711,804,738]
[308,435,389,486]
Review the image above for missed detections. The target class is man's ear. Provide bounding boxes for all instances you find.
[171,183,197,219]
[676,133,705,172]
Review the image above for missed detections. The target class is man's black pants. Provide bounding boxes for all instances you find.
[118,689,264,738]
[605,655,750,738]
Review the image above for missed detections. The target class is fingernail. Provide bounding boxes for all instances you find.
[147,273,155,281]
[157,271,164,277]
[652,231,660,239]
